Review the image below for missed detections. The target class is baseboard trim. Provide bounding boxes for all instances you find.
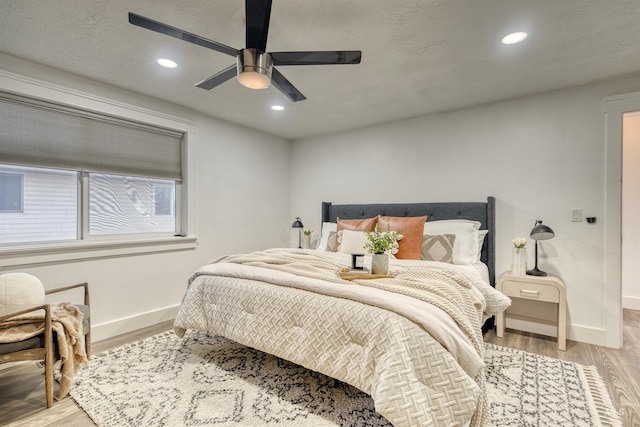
[623,295,640,310]
[0,305,179,372]
[91,304,180,342]
[505,318,610,347]
[568,324,609,347]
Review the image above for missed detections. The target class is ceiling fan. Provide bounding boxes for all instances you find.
[128,0,362,102]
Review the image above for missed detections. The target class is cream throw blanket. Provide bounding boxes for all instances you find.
[0,303,87,399]
[200,248,487,426]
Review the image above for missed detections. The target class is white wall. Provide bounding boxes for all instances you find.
[0,54,291,341]
[291,71,640,346]
[623,112,640,310]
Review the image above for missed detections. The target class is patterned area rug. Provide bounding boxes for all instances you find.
[68,330,621,427]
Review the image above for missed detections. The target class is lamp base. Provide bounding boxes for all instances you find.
[526,267,548,277]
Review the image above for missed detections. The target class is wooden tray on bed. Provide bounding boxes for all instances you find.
[338,268,396,281]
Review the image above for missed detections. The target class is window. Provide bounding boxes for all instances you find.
[0,91,186,248]
[0,165,77,244]
[89,173,176,236]
[0,165,179,244]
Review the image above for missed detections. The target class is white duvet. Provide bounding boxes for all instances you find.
[174,249,492,426]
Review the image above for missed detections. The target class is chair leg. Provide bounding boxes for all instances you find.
[44,304,54,408]
[45,349,54,408]
[86,328,91,358]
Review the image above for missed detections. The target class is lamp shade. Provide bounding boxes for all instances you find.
[530,221,555,240]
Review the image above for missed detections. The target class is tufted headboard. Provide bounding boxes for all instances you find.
[321,197,496,285]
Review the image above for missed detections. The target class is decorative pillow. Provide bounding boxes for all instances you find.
[422,219,481,265]
[421,234,456,263]
[326,231,337,252]
[476,230,489,262]
[336,230,370,254]
[335,217,377,252]
[316,222,337,251]
[377,215,427,260]
[336,217,377,232]
[0,273,45,317]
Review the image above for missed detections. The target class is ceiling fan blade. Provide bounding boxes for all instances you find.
[270,51,362,66]
[128,12,237,57]
[271,68,306,102]
[245,0,272,51]
[195,64,237,90]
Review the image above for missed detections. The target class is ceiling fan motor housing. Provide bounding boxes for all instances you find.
[237,48,273,89]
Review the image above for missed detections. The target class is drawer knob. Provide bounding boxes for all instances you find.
[520,289,540,298]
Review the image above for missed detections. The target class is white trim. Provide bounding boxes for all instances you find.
[603,90,640,349]
[569,324,608,347]
[0,236,197,269]
[91,304,180,343]
[0,69,199,267]
[0,305,179,371]
[505,318,606,346]
[623,296,640,311]
[0,70,196,129]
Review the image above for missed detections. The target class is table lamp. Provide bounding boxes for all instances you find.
[526,219,555,276]
[291,217,304,248]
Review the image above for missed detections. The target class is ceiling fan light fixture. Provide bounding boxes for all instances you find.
[237,48,272,89]
[502,31,527,45]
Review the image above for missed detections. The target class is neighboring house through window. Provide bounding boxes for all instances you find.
[0,172,23,213]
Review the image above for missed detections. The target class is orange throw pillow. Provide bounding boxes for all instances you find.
[377,215,427,259]
[335,217,377,252]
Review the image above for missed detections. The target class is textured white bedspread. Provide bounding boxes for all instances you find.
[174,249,488,426]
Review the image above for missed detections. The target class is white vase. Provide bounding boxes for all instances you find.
[512,247,527,276]
[302,234,311,249]
[371,253,389,275]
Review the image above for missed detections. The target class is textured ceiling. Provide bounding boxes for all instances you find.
[1,0,640,140]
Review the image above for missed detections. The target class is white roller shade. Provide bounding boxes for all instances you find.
[0,93,183,181]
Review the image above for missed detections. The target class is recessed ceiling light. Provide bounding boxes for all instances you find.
[157,58,178,68]
[271,105,285,111]
[501,32,527,45]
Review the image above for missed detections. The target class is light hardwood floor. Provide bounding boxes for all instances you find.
[1,313,639,427]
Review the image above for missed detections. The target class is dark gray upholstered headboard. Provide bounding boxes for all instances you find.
[321,197,496,285]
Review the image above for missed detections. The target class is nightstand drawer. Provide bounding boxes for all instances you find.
[502,280,560,303]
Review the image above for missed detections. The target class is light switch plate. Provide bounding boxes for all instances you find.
[571,208,582,222]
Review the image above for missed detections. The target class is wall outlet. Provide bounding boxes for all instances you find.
[571,208,582,222]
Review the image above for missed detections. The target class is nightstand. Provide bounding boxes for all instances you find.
[496,273,566,351]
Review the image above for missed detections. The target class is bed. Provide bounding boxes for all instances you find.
[174,197,509,427]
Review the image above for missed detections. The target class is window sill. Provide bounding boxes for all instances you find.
[0,235,197,268]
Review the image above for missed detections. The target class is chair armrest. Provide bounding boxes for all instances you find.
[0,303,50,323]
[45,282,89,307]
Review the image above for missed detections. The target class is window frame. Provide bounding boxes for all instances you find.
[0,70,197,268]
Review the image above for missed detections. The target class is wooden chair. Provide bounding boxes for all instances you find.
[0,282,90,408]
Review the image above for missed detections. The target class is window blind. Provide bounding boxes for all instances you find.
[0,92,183,181]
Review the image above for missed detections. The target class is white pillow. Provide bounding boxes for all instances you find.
[0,273,45,317]
[336,229,370,254]
[422,220,481,265]
[471,277,512,315]
[316,222,337,251]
